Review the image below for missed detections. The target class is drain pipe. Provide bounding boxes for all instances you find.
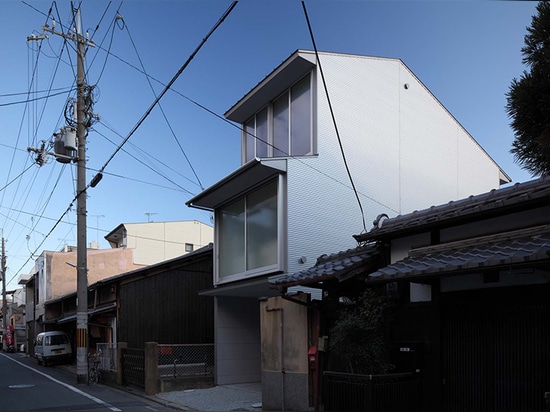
[266,305,285,412]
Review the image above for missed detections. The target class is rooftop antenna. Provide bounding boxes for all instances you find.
[145,212,157,223]
[90,214,105,243]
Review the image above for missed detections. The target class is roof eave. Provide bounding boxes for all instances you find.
[224,50,317,123]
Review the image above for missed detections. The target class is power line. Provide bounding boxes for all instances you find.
[0,86,74,98]
[90,1,238,186]
[7,2,238,287]
[93,123,199,195]
[0,88,77,107]
[121,14,205,191]
[302,1,367,233]
[0,164,35,193]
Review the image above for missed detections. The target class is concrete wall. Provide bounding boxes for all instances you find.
[124,221,213,266]
[260,295,310,411]
[215,296,261,385]
[46,248,144,301]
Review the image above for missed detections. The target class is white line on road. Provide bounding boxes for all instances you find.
[1,354,122,412]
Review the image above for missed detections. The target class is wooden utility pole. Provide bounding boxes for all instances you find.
[28,6,95,383]
[1,237,6,352]
[74,6,89,384]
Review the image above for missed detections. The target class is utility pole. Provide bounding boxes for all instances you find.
[1,237,6,352]
[28,6,95,384]
[74,8,89,383]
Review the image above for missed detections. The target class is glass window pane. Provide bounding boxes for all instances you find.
[244,120,255,163]
[246,181,278,270]
[219,199,245,278]
[290,74,311,155]
[256,108,268,158]
[273,93,289,157]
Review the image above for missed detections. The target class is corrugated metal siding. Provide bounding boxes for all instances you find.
[287,53,504,276]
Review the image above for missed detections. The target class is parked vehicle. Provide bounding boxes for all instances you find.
[34,331,73,366]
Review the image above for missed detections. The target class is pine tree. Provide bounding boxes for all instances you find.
[506,1,550,176]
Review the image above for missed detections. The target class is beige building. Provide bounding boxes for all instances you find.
[33,246,144,325]
[104,220,213,266]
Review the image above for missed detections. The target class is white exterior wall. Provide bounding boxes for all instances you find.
[215,296,261,385]
[286,53,504,272]
[124,221,213,266]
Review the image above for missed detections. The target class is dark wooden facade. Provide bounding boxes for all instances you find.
[117,246,214,348]
[36,244,214,353]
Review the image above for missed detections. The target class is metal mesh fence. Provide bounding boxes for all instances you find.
[157,344,214,378]
[96,343,117,372]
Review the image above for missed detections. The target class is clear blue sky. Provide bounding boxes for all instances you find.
[0,0,539,288]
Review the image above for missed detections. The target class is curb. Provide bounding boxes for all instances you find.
[54,362,195,411]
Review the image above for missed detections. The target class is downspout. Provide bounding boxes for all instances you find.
[266,306,284,412]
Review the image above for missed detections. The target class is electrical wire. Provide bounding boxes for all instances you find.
[121,14,205,191]
[6,2,238,284]
[89,1,237,188]
[93,124,197,195]
[0,86,74,98]
[2,2,79,282]
[86,165,186,192]
[88,5,118,86]
[5,6,69,229]
[7,199,75,286]
[91,44,399,214]
[0,88,77,107]
[0,165,35,193]
[95,120,202,191]
[302,1,367,233]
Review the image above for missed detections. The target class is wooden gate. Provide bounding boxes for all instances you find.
[442,286,550,412]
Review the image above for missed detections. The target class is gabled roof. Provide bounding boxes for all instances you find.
[355,176,550,242]
[367,226,550,283]
[224,49,405,124]
[224,50,316,123]
[270,244,380,289]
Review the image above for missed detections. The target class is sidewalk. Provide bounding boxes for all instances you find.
[156,383,262,411]
[54,359,262,411]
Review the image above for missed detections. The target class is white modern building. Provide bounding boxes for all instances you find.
[187,50,510,399]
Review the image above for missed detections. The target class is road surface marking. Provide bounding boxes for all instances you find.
[1,354,122,412]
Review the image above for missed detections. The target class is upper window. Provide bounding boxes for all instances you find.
[185,243,194,253]
[216,179,281,283]
[243,73,312,163]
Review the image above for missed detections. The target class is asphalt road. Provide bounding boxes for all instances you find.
[0,352,179,412]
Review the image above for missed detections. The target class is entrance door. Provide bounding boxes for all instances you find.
[442,285,550,412]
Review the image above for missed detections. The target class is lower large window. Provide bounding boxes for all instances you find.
[218,179,279,281]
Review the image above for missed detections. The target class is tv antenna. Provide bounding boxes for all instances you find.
[145,212,157,223]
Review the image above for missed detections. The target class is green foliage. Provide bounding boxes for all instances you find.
[506,1,550,176]
[329,289,394,374]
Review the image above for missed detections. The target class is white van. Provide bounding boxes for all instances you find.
[34,331,73,366]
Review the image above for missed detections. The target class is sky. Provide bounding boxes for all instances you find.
[0,0,540,289]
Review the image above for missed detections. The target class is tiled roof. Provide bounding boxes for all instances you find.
[355,176,550,242]
[367,226,550,282]
[271,244,379,288]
